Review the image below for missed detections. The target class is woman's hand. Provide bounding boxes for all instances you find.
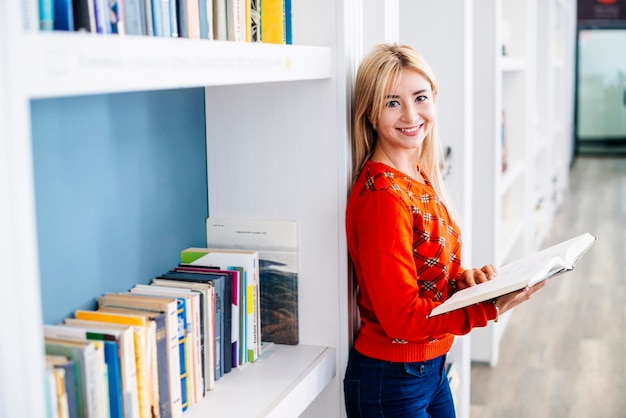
[455,264,497,290]
[495,280,548,315]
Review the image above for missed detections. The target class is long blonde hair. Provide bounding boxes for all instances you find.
[351,43,453,213]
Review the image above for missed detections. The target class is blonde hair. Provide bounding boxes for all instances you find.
[351,43,454,213]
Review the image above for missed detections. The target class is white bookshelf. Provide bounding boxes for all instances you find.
[0,1,355,417]
[471,0,577,366]
[469,0,535,366]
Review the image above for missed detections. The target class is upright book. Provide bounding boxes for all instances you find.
[206,217,299,345]
[180,247,260,363]
[429,232,597,317]
[97,292,183,418]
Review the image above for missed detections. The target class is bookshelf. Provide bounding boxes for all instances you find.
[471,0,577,366]
[0,1,355,417]
[470,0,535,367]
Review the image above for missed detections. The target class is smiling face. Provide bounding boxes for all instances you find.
[374,68,435,162]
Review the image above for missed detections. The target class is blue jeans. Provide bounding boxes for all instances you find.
[343,348,456,418]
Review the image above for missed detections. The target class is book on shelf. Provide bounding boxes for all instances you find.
[43,325,124,418]
[171,266,238,370]
[150,276,219,387]
[212,0,227,40]
[44,337,104,418]
[93,0,111,34]
[72,0,96,32]
[157,269,233,374]
[429,232,598,317]
[198,0,214,39]
[260,0,285,44]
[152,274,224,381]
[250,0,260,42]
[129,284,203,409]
[95,306,168,418]
[63,319,140,418]
[97,292,183,418]
[124,0,145,35]
[39,0,54,31]
[206,217,300,345]
[45,361,67,418]
[46,355,78,418]
[226,0,245,41]
[180,246,260,363]
[53,0,74,31]
[73,310,151,418]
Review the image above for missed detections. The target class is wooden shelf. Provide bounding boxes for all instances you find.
[15,32,333,98]
[184,344,336,418]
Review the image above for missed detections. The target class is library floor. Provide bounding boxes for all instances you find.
[469,157,626,418]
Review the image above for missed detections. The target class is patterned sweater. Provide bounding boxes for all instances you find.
[346,161,497,362]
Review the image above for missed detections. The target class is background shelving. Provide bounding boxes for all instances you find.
[1,1,350,417]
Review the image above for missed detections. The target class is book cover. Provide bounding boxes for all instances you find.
[226,0,244,41]
[122,0,145,34]
[72,0,96,32]
[157,270,232,376]
[74,310,151,418]
[177,0,189,37]
[96,307,168,418]
[46,355,78,418]
[181,247,260,362]
[152,276,219,385]
[185,0,201,38]
[62,319,139,418]
[44,338,97,418]
[284,0,292,44]
[108,0,124,34]
[93,0,112,33]
[39,0,54,31]
[260,0,284,44]
[43,325,123,418]
[206,217,299,345]
[212,0,227,40]
[249,0,260,42]
[97,293,183,418]
[198,0,213,39]
[174,266,239,370]
[53,0,74,31]
[150,277,218,391]
[129,285,199,410]
[429,232,597,317]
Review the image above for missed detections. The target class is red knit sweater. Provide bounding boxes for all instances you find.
[346,161,497,362]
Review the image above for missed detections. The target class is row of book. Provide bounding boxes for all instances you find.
[39,0,292,44]
[43,247,264,418]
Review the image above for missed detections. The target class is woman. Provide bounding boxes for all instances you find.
[343,43,544,417]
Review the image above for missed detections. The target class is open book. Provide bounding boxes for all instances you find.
[429,232,597,317]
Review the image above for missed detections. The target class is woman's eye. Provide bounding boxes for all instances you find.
[416,95,428,102]
[386,100,400,107]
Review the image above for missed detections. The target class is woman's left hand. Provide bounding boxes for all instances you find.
[455,264,497,290]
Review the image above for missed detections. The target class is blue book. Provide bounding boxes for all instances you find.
[39,0,54,31]
[101,340,123,418]
[53,0,74,31]
[284,0,292,44]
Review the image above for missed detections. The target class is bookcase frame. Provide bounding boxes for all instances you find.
[1,1,355,417]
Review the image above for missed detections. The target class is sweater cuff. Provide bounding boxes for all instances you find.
[481,299,499,322]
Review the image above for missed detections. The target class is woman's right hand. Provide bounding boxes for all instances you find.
[495,280,548,315]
